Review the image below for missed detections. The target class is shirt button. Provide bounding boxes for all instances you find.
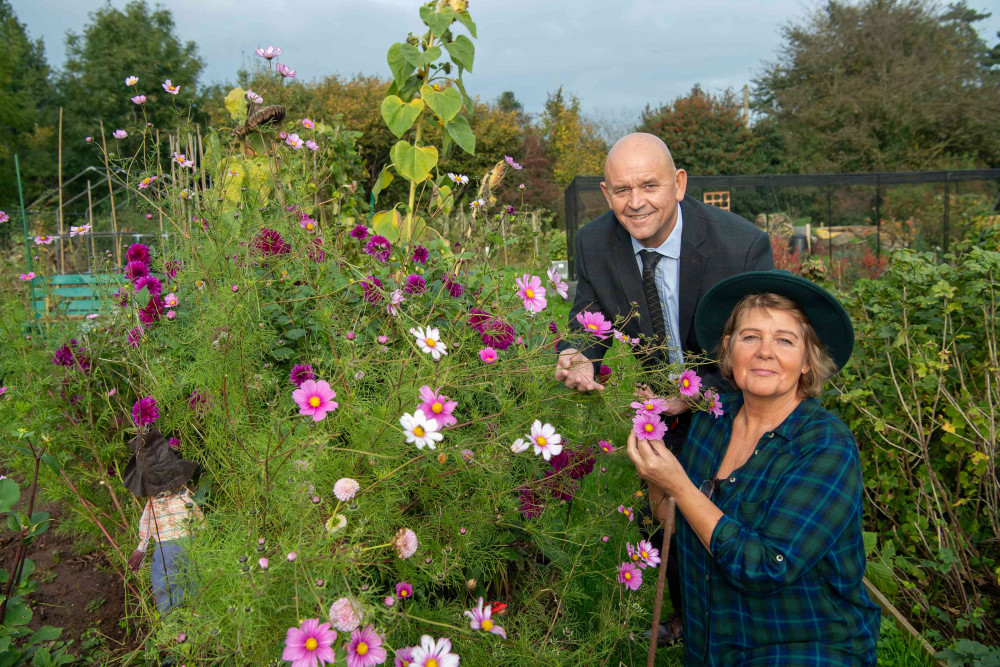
[754,449,759,455]
[776,554,784,562]
[768,432,775,438]
[729,476,736,483]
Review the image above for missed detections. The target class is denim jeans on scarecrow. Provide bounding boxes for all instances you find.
[151,539,188,613]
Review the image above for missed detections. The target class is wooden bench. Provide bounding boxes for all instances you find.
[31,273,118,321]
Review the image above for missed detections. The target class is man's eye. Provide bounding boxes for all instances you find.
[645,184,657,190]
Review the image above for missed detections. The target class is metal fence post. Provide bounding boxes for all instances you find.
[943,173,950,255]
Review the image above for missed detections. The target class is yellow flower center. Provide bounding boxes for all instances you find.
[305,638,318,651]
[413,425,425,437]
[525,288,534,298]
[645,403,654,410]
[306,223,314,231]
[357,642,368,655]
[624,572,632,581]
[427,660,439,667]
[426,338,437,347]
[482,619,493,631]
[631,554,639,561]
[401,590,409,597]
[644,424,654,433]
[535,436,547,447]
[641,550,649,558]
[309,396,321,407]
[432,402,443,414]
[587,324,598,330]
[682,379,690,387]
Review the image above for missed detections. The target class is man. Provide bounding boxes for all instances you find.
[554,132,774,641]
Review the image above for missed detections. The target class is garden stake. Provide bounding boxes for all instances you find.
[646,496,676,667]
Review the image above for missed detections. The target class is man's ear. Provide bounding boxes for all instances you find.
[674,169,688,201]
[600,181,613,209]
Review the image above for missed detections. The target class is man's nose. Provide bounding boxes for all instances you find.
[627,188,644,211]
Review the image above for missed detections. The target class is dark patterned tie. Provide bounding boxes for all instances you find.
[640,250,669,346]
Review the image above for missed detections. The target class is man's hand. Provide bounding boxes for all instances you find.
[128,549,145,572]
[554,348,605,392]
[633,384,690,416]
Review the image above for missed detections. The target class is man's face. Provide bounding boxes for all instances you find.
[600,147,687,248]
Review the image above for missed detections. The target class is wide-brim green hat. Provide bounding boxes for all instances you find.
[694,270,854,372]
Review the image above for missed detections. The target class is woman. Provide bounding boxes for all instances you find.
[627,270,880,666]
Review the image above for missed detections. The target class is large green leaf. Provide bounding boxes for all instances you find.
[386,43,413,89]
[454,9,477,38]
[420,85,462,123]
[372,165,394,204]
[380,96,425,138]
[390,141,439,183]
[224,87,247,124]
[865,561,898,596]
[444,115,476,155]
[4,599,31,626]
[400,44,442,70]
[444,35,475,73]
[0,477,19,513]
[372,208,402,243]
[30,625,61,644]
[419,5,455,35]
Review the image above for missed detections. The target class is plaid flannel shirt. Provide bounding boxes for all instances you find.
[136,488,203,552]
[676,392,881,666]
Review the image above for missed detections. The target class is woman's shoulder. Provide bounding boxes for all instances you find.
[788,398,858,456]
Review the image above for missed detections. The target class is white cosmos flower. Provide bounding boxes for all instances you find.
[528,420,562,461]
[400,409,444,450]
[510,438,531,454]
[410,326,447,361]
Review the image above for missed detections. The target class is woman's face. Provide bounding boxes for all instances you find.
[726,307,810,401]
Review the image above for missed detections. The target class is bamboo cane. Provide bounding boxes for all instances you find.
[98,121,120,266]
[86,180,95,270]
[646,497,677,667]
[58,107,65,273]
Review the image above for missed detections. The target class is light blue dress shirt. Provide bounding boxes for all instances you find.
[630,207,684,364]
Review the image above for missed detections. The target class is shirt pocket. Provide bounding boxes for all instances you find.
[735,498,768,530]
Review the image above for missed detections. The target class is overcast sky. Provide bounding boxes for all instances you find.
[12,0,1000,130]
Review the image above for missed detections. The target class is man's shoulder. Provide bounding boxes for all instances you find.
[576,210,621,245]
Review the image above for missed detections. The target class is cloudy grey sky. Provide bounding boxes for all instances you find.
[12,0,1000,129]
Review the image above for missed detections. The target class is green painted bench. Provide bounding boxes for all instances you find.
[31,273,118,320]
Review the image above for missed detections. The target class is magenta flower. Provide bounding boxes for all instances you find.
[255,45,282,60]
[112,129,127,139]
[282,618,337,667]
[409,636,459,667]
[464,597,507,639]
[127,244,151,263]
[33,235,54,244]
[444,275,463,297]
[277,63,296,78]
[618,504,634,521]
[299,216,319,233]
[125,260,149,281]
[305,140,319,151]
[599,440,613,453]
[677,369,702,397]
[632,412,667,440]
[618,562,643,591]
[290,364,315,387]
[346,625,387,667]
[361,275,384,305]
[293,379,338,422]
[576,310,613,339]
[629,539,661,569]
[135,275,162,296]
[308,237,326,263]
[704,389,724,418]
[131,94,146,104]
[19,272,36,281]
[505,204,515,215]
[395,581,413,599]
[253,228,291,256]
[132,396,159,426]
[547,267,569,299]
[161,79,180,95]
[478,346,498,364]
[394,647,414,667]
[504,155,523,170]
[350,224,369,240]
[630,397,669,416]
[515,274,547,312]
[164,259,182,278]
[403,274,426,295]
[127,326,144,348]
[417,385,457,428]
[302,118,315,129]
[411,245,429,264]
[365,235,392,262]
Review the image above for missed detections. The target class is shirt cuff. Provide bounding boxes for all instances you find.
[709,513,740,557]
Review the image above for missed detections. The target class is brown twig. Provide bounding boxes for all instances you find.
[647,497,676,667]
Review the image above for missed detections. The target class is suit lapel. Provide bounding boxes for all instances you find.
[612,222,652,338]
[678,197,707,349]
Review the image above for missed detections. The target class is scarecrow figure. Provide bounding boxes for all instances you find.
[123,427,202,613]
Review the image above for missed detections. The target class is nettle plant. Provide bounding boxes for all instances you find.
[2,2,721,665]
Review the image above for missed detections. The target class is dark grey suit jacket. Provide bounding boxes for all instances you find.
[561,195,775,392]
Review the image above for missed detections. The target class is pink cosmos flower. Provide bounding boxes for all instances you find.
[618,505,634,521]
[136,176,157,191]
[447,172,469,185]
[163,293,178,307]
[292,379,338,422]
[34,235,54,244]
[346,625,387,667]
[329,597,363,632]
[395,581,413,599]
[305,140,319,151]
[70,223,91,237]
[628,539,661,569]
[677,369,702,397]
[385,597,396,607]
[392,527,418,559]
[112,129,127,139]
[299,216,319,233]
[258,557,269,570]
[255,45,282,60]
[598,440,613,453]
[547,267,569,299]
[277,63,296,78]
[630,397,668,416]
[302,118,315,129]
[131,94,146,104]
[529,420,563,461]
[417,386,457,428]
[394,647,414,667]
[286,133,304,149]
[515,274,547,312]
[172,152,195,168]
[618,562,643,591]
[245,89,263,104]
[282,618,337,667]
[19,272,36,281]
[632,412,667,440]
[387,289,405,316]
[478,346,498,364]
[704,389,724,418]
[409,636,459,667]
[576,310,613,339]
[464,597,507,639]
[334,478,360,502]
[125,75,138,86]
[504,155,522,170]
[161,79,180,95]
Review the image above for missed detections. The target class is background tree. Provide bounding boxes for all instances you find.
[638,85,784,175]
[754,0,1000,172]
[0,0,55,213]
[540,87,606,188]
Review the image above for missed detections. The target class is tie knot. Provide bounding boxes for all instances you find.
[640,250,662,272]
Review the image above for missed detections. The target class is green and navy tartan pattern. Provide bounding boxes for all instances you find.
[675,392,881,666]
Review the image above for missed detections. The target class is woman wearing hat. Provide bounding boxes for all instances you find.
[627,270,880,665]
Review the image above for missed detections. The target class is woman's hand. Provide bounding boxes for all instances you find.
[626,430,688,495]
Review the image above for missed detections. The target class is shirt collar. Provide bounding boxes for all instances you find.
[629,205,684,260]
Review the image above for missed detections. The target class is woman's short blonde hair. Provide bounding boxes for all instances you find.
[716,293,837,398]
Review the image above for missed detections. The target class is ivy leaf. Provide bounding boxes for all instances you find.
[444,114,475,155]
[444,35,475,73]
[380,95,425,138]
[420,84,462,123]
[390,140,439,183]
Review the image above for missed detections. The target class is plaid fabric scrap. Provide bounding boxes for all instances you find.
[137,488,204,552]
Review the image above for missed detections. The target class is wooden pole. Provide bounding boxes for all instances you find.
[99,121,120,266]
[58,107,65,274]
[197,127,207,195]
[532,210,540,262]
[646,497,676,667]
[156,129,165,235]
[87,180,95,269]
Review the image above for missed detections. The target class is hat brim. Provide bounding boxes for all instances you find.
[694,270,854,372]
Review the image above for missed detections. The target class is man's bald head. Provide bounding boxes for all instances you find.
[604,133,676,181]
